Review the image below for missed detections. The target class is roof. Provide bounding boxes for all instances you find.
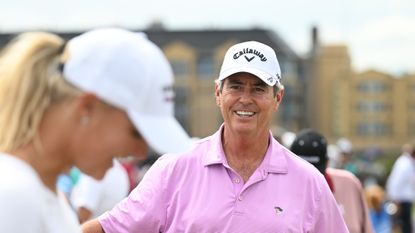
[0,28,298,61]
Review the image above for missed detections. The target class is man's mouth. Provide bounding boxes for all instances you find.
[235,110,255,117]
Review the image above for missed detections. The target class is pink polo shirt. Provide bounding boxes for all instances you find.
[327,168,374,233]
[99,127,348,233]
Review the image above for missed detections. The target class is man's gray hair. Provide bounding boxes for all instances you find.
[215,78,284,97]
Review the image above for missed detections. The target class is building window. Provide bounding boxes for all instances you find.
[280,85,297,123]
[197,55,214,79]
[170,59,189,76]
[174,86,190,132]
[357,122,390,136]
[280,59,296,77]
[357,81,387,93]
[356,101,387,112]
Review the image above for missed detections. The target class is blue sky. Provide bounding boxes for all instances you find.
[1,0,414,75]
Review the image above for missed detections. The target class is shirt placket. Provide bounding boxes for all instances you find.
[227,168,267,216]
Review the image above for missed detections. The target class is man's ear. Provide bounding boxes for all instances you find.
[215,83,221,107]
[273,89,284,111]
[276,89,284,102]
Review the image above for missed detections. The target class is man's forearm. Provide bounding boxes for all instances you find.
[81,219,105,233]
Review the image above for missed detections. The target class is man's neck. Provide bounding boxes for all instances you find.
[221,129,270,182]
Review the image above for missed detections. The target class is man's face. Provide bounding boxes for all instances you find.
[215,72,283,137]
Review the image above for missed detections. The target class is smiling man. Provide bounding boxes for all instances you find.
[82,41,348,233]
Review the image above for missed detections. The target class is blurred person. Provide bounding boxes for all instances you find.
[337,137,359,175]
[280,131,296,148]
[290,129,374,233]
[327,143,342,168]
[0,28,191,233]
[385,144,415,233]
[71,158,130,223]
[82,41,348,233]
[119,155,144,193]
[72,150,166,223]
[365,184,392,233]
[57,167,78,205]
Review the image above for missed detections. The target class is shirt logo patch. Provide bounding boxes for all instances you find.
[274,206,284,214]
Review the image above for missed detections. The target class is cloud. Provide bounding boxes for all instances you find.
[350,16,415,74]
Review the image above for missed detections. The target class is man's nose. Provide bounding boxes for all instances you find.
[238,87,254,103]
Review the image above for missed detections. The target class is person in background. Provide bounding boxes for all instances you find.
[290,129,374,233]
[385,144,415,233]
[335,137,359,175]
[0,27,191,233]
[57,167,79,205]
[82,41,348,233]
[365,184,392,233]
[119,155,144,193]
[70,158,130,223]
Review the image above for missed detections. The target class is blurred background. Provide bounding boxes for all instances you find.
[1,0,414,185]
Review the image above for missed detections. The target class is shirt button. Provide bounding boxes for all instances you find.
[234,178,240,184]
[238,195,243,201]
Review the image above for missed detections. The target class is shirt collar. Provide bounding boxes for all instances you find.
[203,124,288,174]
[202,124,227,166]
[259,132,288,174]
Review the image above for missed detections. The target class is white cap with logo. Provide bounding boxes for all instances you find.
[63,28,191,154]
[218,41,281,86]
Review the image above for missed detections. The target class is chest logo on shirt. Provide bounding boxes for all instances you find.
[274,206,284,214]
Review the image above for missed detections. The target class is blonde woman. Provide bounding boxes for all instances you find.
[0,28,190,233]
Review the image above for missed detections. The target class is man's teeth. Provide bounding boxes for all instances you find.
[236,111,254,116]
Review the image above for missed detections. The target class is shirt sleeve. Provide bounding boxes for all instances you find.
[311,180,349,233]
[99,156,170,233]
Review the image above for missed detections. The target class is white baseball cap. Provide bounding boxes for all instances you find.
[218,41,281,86]
[63,28,191,154]
[336,138,353,154]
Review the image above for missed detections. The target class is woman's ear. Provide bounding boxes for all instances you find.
[75,93,98,124]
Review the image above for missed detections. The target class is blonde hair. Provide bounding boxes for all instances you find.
[0,32,81,151]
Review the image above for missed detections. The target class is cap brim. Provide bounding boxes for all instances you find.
[218,67,278,86]
[128,111,192,155]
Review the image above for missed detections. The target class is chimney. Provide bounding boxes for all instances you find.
[311,26,319,54]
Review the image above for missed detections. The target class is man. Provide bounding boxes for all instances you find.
[290,129,374,233]
[386,144,415,233]
[82,41,348,232]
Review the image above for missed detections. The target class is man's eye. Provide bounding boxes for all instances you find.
[228,85,240,90]
[255,87,266,92]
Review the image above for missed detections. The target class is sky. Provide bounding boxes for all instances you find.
[1,0,414,76]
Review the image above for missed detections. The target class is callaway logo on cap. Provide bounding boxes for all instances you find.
[233,48,268,62]
[218,41,282,86]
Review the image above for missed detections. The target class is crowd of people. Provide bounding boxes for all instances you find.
[0,26,414,233]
